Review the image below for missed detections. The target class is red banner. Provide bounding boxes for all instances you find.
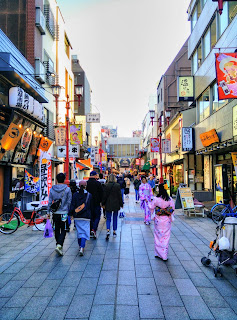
[215,53,237,100]
[151,138,159,152]
[136,159,140,166]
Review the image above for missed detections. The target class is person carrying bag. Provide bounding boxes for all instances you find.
[48,173,72,256]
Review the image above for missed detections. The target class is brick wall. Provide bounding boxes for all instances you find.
[26,0,35,67]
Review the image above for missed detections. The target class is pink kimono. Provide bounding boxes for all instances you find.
[139,183,153,224]
[149,197,175,260]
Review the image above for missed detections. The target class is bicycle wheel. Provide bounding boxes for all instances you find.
[0,212,20,234]
[34,208,47,231]
[211,204,230,224]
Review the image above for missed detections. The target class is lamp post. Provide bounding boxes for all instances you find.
[94,136,98,146]
[165,109,171,126]
[52,85,83,185]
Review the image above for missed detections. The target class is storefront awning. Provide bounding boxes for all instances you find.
[142,161,150,171]
[0,52,48,103]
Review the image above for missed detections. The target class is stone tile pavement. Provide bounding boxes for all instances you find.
[1,187,237,319]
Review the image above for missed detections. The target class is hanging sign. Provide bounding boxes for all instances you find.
[90,146,99,165]
[55,126,66,146]
[215,53,237,100]
[162,139,171,153]
[86,113,100,123]
[70,124,83,145]
[200,129,219,147]
[73,158,78,179]
[25,170,40,193]
[177,76,194,101]
[182,127,194,151]
[57,145,80,158]
[150,138,159,152]
[40,152,52,206]
[102,153,107,163]
[136,159,140,166]
[38,137,53,152]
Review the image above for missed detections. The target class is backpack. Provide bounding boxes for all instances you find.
[50,188,66,213]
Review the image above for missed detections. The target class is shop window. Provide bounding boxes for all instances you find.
[210,16,217,49]
[229,2,237,22]
[212,82,228,112]
[198,88,210,122]
[203,28,211,59]
[218,1,228,37]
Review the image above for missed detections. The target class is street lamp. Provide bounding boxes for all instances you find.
[52,84,62,125]
[165,109,171,126]
[104,136,108,149]
[149,109,155,126]
[94,136,98,146]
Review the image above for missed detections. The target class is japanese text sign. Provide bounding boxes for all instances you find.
[40,152,52,206]
[200,129,219,147]
[162,139,171,153]
[182,128,194,151]
[55,126,66,146]
[86,113,100,123]
[177,76,194,101]
[215,53,237,100]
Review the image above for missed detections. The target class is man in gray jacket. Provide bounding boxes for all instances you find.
[48,173,72,256]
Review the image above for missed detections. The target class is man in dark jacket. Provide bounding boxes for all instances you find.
[134,175,141,203]
[86,171,103,238]
[117,174,126,204]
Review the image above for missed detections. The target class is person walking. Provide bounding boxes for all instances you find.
[124,175,131,198]
[102,174,123,240]
[48,173,72,256]
[98,173,106,219]
[149,183,175,261]
[139,176,153,225]
[70,180,92,256]
[148,175,156,193]
[117,174,126,203]
[86,171,103,239]
[133,175,141,203]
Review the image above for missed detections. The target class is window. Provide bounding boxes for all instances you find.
[192,50,198,74]
[198,88,210,122]
[218,1,228,37]
[197,42,202,68]
[44,1,56,38]
[203,28,210,59]
[210,16,217,49]
[64,34,70,58]
[191,6,198,30]
[212,82,228,112]
[44,51,55,85]
[229,2,237,22]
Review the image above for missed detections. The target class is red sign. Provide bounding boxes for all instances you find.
[151,138,159,152]
[136,159,140,165]
[215,53,237,100]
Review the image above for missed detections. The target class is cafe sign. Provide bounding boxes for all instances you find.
[200,129,219,147]
[177,76,194,101]
[9,87,44,122]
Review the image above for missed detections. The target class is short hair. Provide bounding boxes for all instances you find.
[56,173,65,183]
[99,173,103,179]
[141,175,147,181]
[108,174,116,183]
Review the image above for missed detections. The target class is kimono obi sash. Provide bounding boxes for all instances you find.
[155,206,174,216]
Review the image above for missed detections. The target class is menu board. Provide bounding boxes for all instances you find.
[179,187,194,210]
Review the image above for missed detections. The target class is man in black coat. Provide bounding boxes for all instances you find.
[86,171,103,238]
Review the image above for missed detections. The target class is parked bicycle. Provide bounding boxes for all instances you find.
[211,201,237,224]
[0,196,47,234]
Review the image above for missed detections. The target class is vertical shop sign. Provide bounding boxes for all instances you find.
[204,155,211,190]
[182,128,193,151]
[54,126,66,146]
[40,152,52,206]
[73,158,78,179]
[231,152,237,177]
[150,138,159,152]
[70,124,83,145]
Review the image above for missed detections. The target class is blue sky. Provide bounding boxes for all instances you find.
[57,0,191,137]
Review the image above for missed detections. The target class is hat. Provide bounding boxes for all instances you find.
[79,180,87,187]
[69,179,76,187]
[90,171,98,176]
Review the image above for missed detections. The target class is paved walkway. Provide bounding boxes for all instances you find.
[1,187,237,319]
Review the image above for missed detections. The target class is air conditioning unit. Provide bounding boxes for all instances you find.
[35,59,46,84]
[35,7,46,35]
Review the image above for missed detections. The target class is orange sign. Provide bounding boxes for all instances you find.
[38,137,53,152]
[200,129,219,147]
[215,53,237,100]
[0,123,25,160]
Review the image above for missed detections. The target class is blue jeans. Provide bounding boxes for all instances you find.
[106,211,118,231]
[121,188,124,203]
[78,238,86,248]
[92,205,102,232]
[135,189,139,201]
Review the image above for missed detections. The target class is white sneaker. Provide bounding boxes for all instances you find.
[79,247,84,256]
[55,244,63,256]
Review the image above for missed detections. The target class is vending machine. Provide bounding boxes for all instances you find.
[214,164,229,204]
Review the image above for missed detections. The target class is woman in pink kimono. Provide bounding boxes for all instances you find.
[139,176,153,225]
[149,183,175,260]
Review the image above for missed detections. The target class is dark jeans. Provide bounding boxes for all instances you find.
[135,189,139,201]
[53,214,67,246]
[90,205,101,232]
[78,238,86,248]
[106,211,118,231]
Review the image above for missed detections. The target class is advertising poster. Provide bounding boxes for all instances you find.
[136,159,140,166]
[102,153,107,163]
[179,187,194,210]
[25,170,40,194]
[215,165,223,203]
[178,76,194,101]
[70,124,83,145]
[231,152,237,178]
[215,53,237,100]
[150,138,159,152]
[40,152,52,206]
[204,155,211,190]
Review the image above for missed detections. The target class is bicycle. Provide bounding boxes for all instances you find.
[0,196,48,234]
[211,201,237,224]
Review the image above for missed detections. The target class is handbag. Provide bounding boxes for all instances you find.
[73,193,90,218]
[50,188,66,213]
[44,219,53,238]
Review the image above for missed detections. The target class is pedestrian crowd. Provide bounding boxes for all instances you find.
[47,171,174,261]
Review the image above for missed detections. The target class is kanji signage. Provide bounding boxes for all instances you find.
[86,113,100,123]
[57,145,80,158]
[182,128,194,151]
[200,129,219,147]
[55,126,66,146]
[215,53,237,100]
[90,146,99,165]
[150,138,159,152]
[162,139,171,153]
[177,76,194,101]
[40,152,52,206]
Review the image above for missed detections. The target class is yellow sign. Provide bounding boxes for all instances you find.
[178,76,194,101]
[232,152,237,177]
[70,124,83,145]
[102,153,107,163]
[0,123,25,160]
[200,129,219,147]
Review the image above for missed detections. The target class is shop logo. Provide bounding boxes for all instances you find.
[9,127,19,139]
[41,139,49,149]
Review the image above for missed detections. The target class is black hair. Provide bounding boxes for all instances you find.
[79,184,85,194]
[56,173,65,183]
[99,173,103,179]
[141,175,147,181]
[157,183,170,201]
[69,179,76,187]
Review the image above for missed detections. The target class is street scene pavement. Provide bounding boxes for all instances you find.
[1,188,237,320]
